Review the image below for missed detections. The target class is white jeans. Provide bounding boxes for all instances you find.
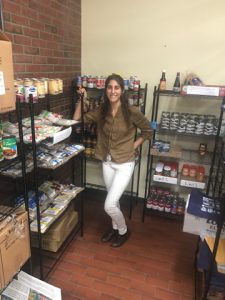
[102,160,135,235]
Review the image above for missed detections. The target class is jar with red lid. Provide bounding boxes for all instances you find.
[189,165,197,178]
[182,164,190,177]
[177,198,185,215]
[164,197,172,213]
[196,166,205,182]
[170,163,178,178]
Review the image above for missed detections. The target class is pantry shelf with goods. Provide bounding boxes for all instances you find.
[191,99,225,300]
[0,128,31,293]
[72,74,148,218]
[142,81,224,222]
[21,93,84,281]
[0,76,85,281]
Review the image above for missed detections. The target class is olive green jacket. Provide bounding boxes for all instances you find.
[83,105,152,163]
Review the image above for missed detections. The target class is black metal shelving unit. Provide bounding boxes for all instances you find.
[16,93,85,280]
[142,86,224,222]
[0,97,33,293]
[195,97,225,300]
[72,81,148,219]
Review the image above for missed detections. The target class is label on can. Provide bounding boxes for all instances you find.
[3,136,17,160]
[34,80,45,98]
[24,85,38,103]
[56,78,63,93]
[16,84,25,102]
[48,79,59,95]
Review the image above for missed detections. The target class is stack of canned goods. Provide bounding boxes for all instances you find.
[76,75,141,91]
[146,187,185,215]
[152,140,170,152]
[76,75,106,89]
[14,77,63,103]
[160,111,218,135]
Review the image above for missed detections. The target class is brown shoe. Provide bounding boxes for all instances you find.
[101,229,118,243]
[111,230,130,247]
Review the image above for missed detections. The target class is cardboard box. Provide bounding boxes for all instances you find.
[183,190,225,237]
[31,205,78,252]
[0,30,16,113]
[0,211,31,289]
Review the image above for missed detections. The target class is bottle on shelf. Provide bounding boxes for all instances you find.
[159,70,166,91]
[173,72,181,93]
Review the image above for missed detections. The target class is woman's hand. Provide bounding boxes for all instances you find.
[134,137,144,150]
[77,87,87,100]
[134,137,144,158]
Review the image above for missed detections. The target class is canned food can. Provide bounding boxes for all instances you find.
[14,81,25,103]
[56,78,63,93]
[123,79,129,90]
[34,80,45,98]
[133,80,140,92]
[129,76,134,90]
[100,76,105,89]
[40,78,49,94]
[23,78,33,86]
[24,85,38,103]
[76,76,82,87]
[16,78,23,85]
[48,79,59,95]
[87,76,94,88]
[82,75,88,88]
[133,94,138,105]
[3,135,17,160]
[96,76,101,89]
[128,95,134,105]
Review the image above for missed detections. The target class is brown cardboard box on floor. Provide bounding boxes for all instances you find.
[0,211,31,289]
[0,29,16,113]
[31,205,79,252]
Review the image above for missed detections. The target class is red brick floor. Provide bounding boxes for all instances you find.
[47,193,198,300]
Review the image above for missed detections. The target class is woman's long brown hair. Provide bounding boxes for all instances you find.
[99,74,131,128]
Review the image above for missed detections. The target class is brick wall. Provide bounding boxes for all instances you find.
[0,1,82,204]
[2,0,81,115]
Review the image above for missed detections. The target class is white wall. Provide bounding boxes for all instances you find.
[81,0,225,197]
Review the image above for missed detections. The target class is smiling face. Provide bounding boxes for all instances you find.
[106,79,123,104]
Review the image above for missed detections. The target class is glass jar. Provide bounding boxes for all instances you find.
[170,163,178,178]
[196,166,205,182]
[177,198,185,215]
[48,79,59,95]
[189,165,197,178]
[182,164,190,177]
[163,164,171,177]
[155,162,164,175]
[164,197,172,213]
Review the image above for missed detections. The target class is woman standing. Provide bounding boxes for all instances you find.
[73,74,152,247]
